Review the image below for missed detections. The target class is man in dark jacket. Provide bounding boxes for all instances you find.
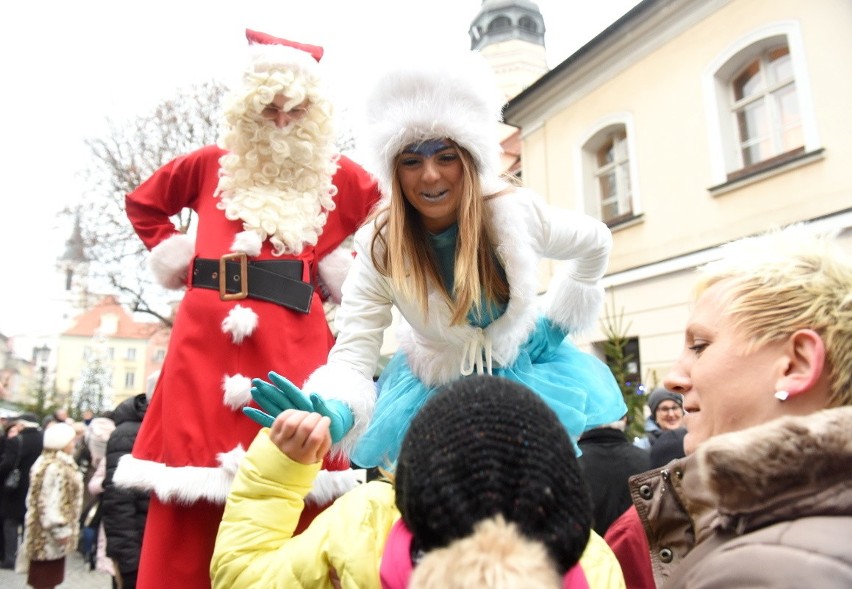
[0,414,42,568]
[102,394,149,589]
[578,416,651,536]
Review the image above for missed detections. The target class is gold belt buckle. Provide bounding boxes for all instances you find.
[219,253,248,301]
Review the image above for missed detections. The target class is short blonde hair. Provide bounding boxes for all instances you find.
[694,224,852,406]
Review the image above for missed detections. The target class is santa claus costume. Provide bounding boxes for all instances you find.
[115,31,379,589]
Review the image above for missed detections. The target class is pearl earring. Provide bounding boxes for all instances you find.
[774,390,790,401]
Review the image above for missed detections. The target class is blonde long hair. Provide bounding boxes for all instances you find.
[370,145,509,325]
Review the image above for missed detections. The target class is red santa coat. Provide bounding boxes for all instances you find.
[121,144,378,500]
[117,144,379,589]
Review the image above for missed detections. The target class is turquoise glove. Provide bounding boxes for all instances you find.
[244,371,354,444]
[309,393,354,446]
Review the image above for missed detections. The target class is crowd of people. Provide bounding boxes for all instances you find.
[0,390,152,588]
[1,24,850,589]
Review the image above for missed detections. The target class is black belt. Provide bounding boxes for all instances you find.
[191,254,314,314]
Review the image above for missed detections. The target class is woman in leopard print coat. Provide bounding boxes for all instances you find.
[17,422,83,588]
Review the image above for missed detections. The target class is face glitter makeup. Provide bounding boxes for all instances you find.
[402,139,452,158]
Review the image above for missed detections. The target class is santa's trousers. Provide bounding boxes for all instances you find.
[137,495,326,588]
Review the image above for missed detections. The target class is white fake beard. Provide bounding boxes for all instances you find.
[216,119,338,256]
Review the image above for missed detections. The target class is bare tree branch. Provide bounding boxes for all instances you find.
[68,81,227,326]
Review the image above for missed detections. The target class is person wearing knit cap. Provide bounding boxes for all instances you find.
[212,375,625,588]
[633,388,685,456]
[18,422,83,588]
[118,29,380,589]
[249,48,627,470]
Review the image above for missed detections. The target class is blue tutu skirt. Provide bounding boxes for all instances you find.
[351,317,627,469]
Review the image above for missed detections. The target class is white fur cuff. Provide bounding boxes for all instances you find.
[302,363,378,459]
[317,245,355,304]
[148,234,195,290]
[543,275,605,336]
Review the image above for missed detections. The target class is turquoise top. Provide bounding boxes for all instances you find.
[428,224,506,327]
[350,225,627,468]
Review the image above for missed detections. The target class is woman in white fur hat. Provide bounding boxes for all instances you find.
[250,49,627,468]
[18,422,83,589]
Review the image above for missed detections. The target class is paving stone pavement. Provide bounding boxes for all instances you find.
[0,549,112,589]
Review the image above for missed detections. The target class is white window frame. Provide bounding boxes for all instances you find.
[703,21,820,185]
[731,45,800,167]
[577,114,642,227]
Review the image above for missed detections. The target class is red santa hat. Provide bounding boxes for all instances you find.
[245,28,324,62]
[239,28,324,83]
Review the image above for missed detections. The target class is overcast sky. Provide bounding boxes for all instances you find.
[0,0,640,342]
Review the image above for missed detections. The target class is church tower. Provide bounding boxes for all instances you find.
[469,0,549,101]
[55,211,93,325]
[469,0,549,176]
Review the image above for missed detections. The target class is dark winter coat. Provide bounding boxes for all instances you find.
[649,427,686,468]
[0,424,43,521]
[578,426,650,536]
[102,394,149,578]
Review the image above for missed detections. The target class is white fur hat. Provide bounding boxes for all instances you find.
[43,422,76,451]
[362,50,507,198]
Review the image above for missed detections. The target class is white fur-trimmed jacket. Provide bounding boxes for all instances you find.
[303,187,612,457]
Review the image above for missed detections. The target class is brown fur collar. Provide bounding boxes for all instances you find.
[696,406,852,523]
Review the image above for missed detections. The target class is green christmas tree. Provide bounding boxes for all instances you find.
[599,297,647,441]
[72,332,113,417]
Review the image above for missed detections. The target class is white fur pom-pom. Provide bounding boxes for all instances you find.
[410,515,562,588]
[148,234,195,290]
[230,230,263,256]
[317,244,355,304]
[222,374,252,410]
[221,305,259,344]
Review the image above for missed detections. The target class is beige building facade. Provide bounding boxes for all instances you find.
[504,0,852,386]
[56,296,167,411]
